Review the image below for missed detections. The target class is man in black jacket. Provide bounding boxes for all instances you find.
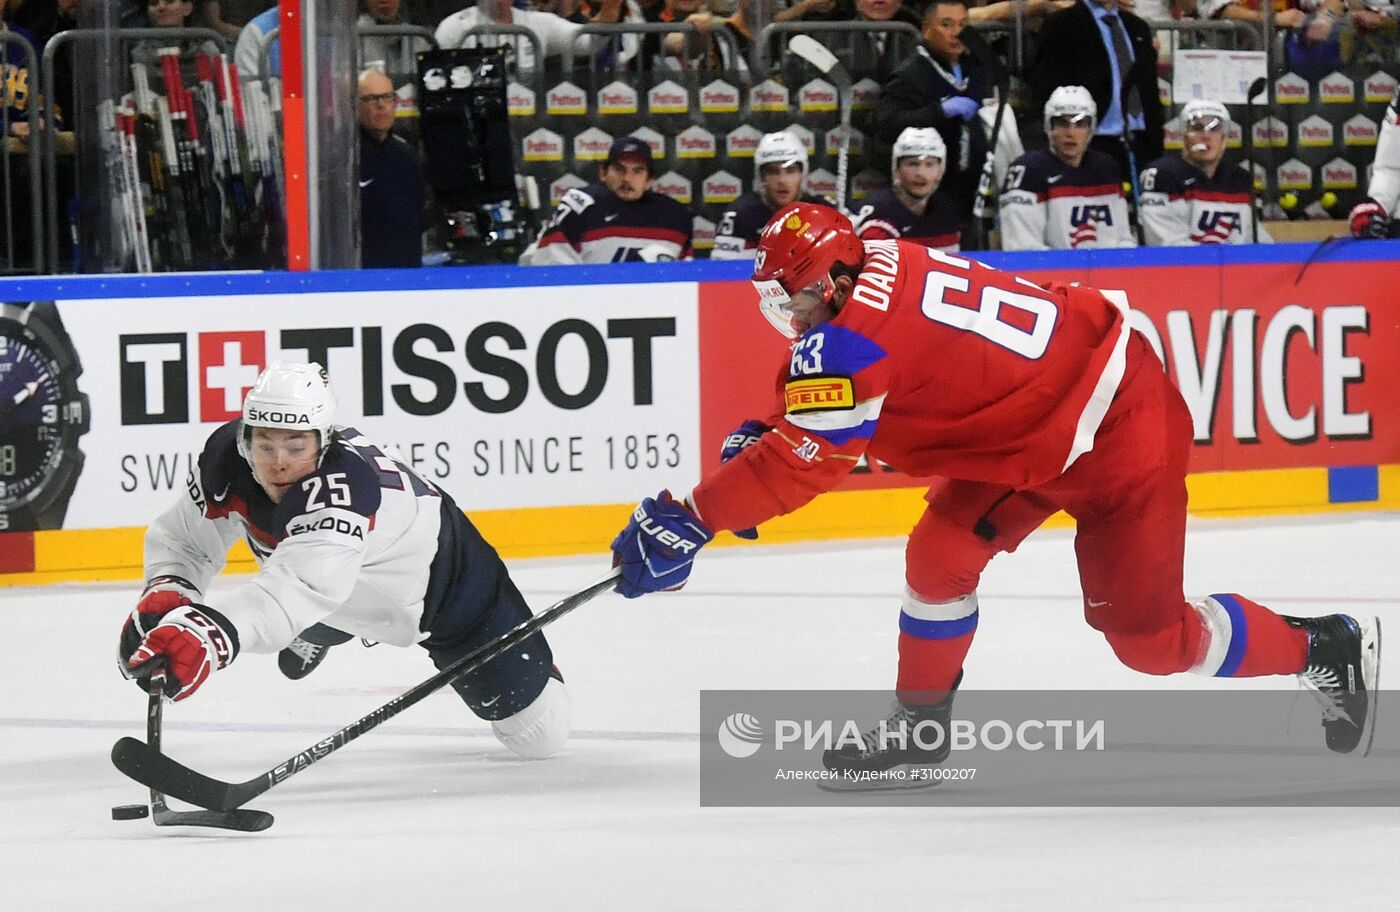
[1028,0,1163,187]
[357,68,424,269]
[874,0,989,223]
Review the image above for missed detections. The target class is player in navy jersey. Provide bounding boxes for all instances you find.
[1139,99,1269,247]
[1349,85,1400,239]
[519,136,693,264]
[118,363,570,760]
[712,130,830,260]
[999,85,1135,251]
[849,127,962,252]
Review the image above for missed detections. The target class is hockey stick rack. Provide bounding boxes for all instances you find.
[112,571,619,818]
[142,672,275,831]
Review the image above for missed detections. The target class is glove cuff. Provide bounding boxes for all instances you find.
[168,604,241,670]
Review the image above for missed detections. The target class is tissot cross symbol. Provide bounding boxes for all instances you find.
[206,341,261,412]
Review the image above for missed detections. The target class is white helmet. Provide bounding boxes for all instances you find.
[1180,99,1229,132]
[236,361,338,467]
[891,127,946,183]
[754,130,808,188]
[1044,85,1097,134]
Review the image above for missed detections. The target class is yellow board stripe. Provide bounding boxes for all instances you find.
[4,465,1396,587]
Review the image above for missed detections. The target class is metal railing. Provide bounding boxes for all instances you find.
[0,30,43,274]
[42,27,229,272]
[755,20,922,80]
[460,25,548,97]
[566,22,743,81]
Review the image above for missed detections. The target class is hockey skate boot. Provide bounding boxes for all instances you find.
[1286,614,1382,755]
[819,675,960,792]
[278,637,331,680]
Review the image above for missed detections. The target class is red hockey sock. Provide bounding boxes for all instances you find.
[896,630,973,702]
[1193,593,1309,677]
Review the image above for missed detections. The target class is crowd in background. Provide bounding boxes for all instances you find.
[0,0,1397,273]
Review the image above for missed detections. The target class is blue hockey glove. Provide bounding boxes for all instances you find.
[611,490,714,599]
[940,95,980,122]
[720,420,770,540]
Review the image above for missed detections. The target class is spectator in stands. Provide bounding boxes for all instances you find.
[131,0,222,73]
[358,67,424,268]
[235,4,279,79]
[359,0,432,76]
[659,0,790,73]
[851,126,962,251]
[875,0,990,221]
[1138,98,1269,245]
[713,130,831,259]
[791,0,923,81]
[0,0,41,270]
[435,0,626,73]
[646,0,710,70]
[199,2,245,40]
[518,136,693,264]
[1029,0,1164,188]
[1349,82,1399,239]
[999,85,1135,250]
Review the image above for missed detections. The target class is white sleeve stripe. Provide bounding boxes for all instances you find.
[1061,294,1131,473]
[901,587,978,622]
[786,393,887,432]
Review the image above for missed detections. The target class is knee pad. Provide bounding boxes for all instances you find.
[1101,607,1202,676]
[491,676,570,759]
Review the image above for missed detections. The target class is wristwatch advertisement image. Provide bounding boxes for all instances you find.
[0,300,91,532]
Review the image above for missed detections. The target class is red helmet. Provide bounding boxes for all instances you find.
[751,203,865,337]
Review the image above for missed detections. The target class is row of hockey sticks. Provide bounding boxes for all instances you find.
[103,49,284,271]
[111,570,620,829]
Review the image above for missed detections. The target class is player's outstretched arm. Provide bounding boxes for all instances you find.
[610,490,714,598]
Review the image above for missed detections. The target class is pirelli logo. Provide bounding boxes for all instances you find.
[785,377,855,414]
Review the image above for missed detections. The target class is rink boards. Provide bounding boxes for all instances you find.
[2,242,1397,584]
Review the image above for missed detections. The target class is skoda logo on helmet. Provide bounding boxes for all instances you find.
[754,249,766,271]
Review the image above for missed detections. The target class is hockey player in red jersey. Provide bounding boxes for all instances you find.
[610,202,1381,779]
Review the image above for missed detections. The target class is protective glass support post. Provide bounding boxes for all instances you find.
[306,0,358,270]
[280,0,309,270]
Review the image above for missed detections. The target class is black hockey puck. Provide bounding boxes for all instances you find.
[111,804,150,821]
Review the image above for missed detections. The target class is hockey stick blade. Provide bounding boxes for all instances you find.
[111,570,619,812]
[153,804,274,832]
[788,35,851,90]
[132,671,275,828]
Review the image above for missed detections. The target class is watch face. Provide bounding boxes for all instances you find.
[0,334,69,508]
[0,303,88,524]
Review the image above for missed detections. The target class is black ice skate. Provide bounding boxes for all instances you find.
[278,636,332,681]
[819,676,960,792]
[1286,614,1382,756]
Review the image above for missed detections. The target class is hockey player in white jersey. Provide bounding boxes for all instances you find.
[1350,85,1400,239]
[1138,99,1270,247]
[850,127,962,252]
[712,131,831,260]
[998,86,1135,251]
[118,362,569,760]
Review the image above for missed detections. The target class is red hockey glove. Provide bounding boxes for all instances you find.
[123,604,240,702]
[1349,199,1389,239]
[117,575,200,670]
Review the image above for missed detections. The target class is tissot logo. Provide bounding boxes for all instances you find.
[199,332,265,422]
[119,331,264,425]
[120,333,189,425]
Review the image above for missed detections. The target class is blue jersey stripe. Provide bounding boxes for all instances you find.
[899,609,980,640]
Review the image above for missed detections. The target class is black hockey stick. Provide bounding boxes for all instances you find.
[960,26,1011,251]
[144,671,275,831]
[112,570,620,812]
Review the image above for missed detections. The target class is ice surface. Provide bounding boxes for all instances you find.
[2,514,1397,910]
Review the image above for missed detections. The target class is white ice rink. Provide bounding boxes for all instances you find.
[2,513,1397,910]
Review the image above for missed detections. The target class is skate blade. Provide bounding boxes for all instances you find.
[1359,617,1382,758]
[815,764,947,793]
